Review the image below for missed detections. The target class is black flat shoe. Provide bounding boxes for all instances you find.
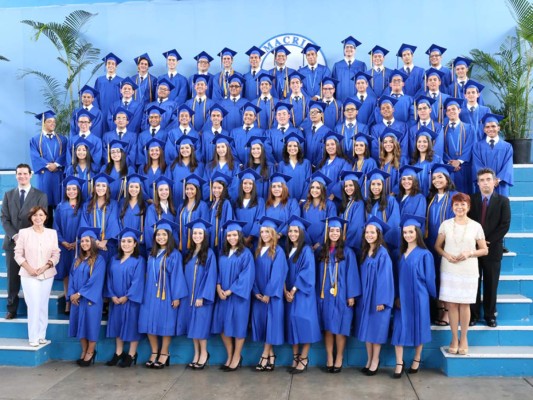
[392,362,404,379]
[408,359,420,374]
[106,352,124,366]
[486,319,497,328]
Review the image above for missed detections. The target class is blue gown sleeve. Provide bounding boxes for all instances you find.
[198,249,218,304]
[375,249,394,309]
[292,246,316,295]
[78,256,106,304]
[126,257,146,304]
[345,248,362,299]
[169,250,188,301]
[229,249,255,300]
[105,259,119,298]
[421,250,437,299]
[263,247,288,298]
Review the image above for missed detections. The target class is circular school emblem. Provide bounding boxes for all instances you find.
[259,33,328,71]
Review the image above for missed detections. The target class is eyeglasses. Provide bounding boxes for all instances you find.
[78,121,90,124]
[322,87,334,91]
[229,85,241,88]
[310,110,322,115]
[344,107,357,112]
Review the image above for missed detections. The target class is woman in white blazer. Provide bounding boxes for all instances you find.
[14,206,60,346]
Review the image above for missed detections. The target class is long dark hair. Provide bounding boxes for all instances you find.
[104,149,129,176]
[282,141,304,164]
[120,182,146,220]
[154,185,177,216]
[143,146,167,174]
[72,145,94,172]
[286,226,306,263]
[183,183,202,211]
[365,180,388,213]
[236,179,258,208]
[247,144,270,180]
[74,237,99,268]
[87,183,111,213]
[222,231,245,255]
[399,226,427,254]
[117,237,141,259]
[361,228,386,262]
[210,142,235,170]
[63,184,82,215]
[319,228,346,263]
[428,173,456,201]
[339,179,363,213]
[211,180,229,219]
[303,181,327,212]
[150,228,177,257]
[184,230,210,265]
[171,144,199,171]
[398,175,421,197]
[318,140,348,168]
[412,135,435,164]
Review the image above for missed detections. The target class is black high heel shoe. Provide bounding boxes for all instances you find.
[153,354,170,369]
[289,353,300,372]
[188,357,199,369]
[224,356,242,372]
[408,359,420,374]
[290,357,309,374]
[361,366,370,374]
[76,352,86,365]
[255,356,270,371]
[193,352,210,370]
[79,351,97,367]
[145,353,158,368]
[265,354,276,371]
[392,361,404,379]
[366,361,380,376]
[106,352,125,366]
[119,353,137,368]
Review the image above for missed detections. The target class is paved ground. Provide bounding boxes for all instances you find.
[1,362,532,400]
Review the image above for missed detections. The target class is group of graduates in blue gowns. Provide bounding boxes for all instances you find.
[26,37,515,375]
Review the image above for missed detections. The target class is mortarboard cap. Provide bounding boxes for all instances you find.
[365,216,390,233]
[186,218,212,231]
[102,52,122,65]
[77,226,100,240]
[194,51,214,63]
[134,53,153,67]
[425,44,447,56]
[400,214,426,229]
[369,45,389,56]
[396,43,417,57]
[245,46,265,57]
[162,49,182,61]
[342,36,362,48]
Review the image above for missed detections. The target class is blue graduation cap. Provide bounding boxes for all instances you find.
[237,168,262,182]
[272,45,291,55]
[162,49,182,61]
[134,53,153,67]
[343,97,363,110]
[154,218,179,232]
[62,175,85,188]
[369,45,389,56]
[353,132,373,146]
[77,226,101,240]
[113,106,133,120]
[209,103,228,117]
[186,218,212,231]
[175,135,198,148]
[146,105,166,116]
[399,165,422,178]
[256,72,274,84]
[93,172,115,185]
[211,171,232,186]
[339,170,363,182]
[218,47,237,58]
[118,227,142,240]
[396,43,417,57]
[366,168,390,182]
[192,74,211,85]
[241,102,262,114]
[352,71,372,83]
[177,104,195,116]
[154,175,173,188]
[77,110,96,122]
[270,172,292,184]
[322,131,344,144]
[365,216,390,233]
[283,132,305,145]
[126,173,147,185]
[194,51,214,63]
[288,70,305,82]
[245,46,265,57]
[464,80,485,93]
[274,102,293,113]
[222,220,247,232]
[380,127,401,141]
[287,215,311,230]
[323,216,348,229]
[481,113,504,125]
[245,135,267,148]
[35,110,56,121]
[431,163,454,177]
[109,139,128,151]
[102,52,122,65]
[228,74,245,85]
[425,44,447,56]
[389,69,408,81]
[342,36,362,48]
[257,216,283,229]
[321,76,339,87]
[157,78,175,91]
[78,85,98,98]
[183,173,207,187]
[73,136,93,150]
[211,134,234,146]
[309,171,332,187]
[377,95,398,107]
[308,100,326,112]
[415,126,438,141]
[400,214,426,229]
[301,43,321,54]
[453,56,472,68]
[120,77,139,90]
[443,97,464,109]
[424,68,445,80]
[415,95,436,106]
[146,137,165,149]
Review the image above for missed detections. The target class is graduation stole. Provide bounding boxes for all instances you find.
[156,252,168,300]
[337,122,359,158]
[289,95,307,125]
[192,98,207,128]
[211,199,220,248]
[425,191,451,238]
[134,75,154,103]
[343,199,356,238]
[118,176,127,201]
[443,123,465,157]
[178,202,195,251]
[370,67,386,92]
[190,258,200,306]
[327,99,340,123]
[93,204,107,240]
[219,68,234,98]
[320,256,339,298]
[38,132,63,160]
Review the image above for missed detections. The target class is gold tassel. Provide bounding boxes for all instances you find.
[320,259,327,299]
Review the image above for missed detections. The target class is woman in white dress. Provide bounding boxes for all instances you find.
[434,193,488,355]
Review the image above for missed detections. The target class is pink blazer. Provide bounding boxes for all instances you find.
[14,227,61,280]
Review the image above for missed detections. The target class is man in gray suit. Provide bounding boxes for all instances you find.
[1,163,48,319]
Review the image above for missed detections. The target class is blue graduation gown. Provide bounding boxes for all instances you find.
[370,120,409,163]
[398,193,427,232]
[270,67,296,100]
[253,96,279,130]
[265,199,301,237]
[179,249,217,339]
[301,200,337,248]
[266,125,302,164]
[425,191,457,253]
[143,204,176,252]
[188,73,215,99]
[332,59,368,102]
[209,199,234,254]
[243,69,268,100]
[340,198,365,256]
[66,133,104,172]
[317,156,352,197]
[212,248,255,338]
[211,70,242,102]
[235,197,265,240]
[81,200,120,263]
[413,155,443,197]
[99,165,135,202]
[141,99,177,131]
[353,158,378,199]
[158,72,189,105]
[53,201,83,279]
[107,98,144,133]
[277,159,312,202]
[136,127,169,167]
[322,99,342,130]
[101,129,137,167]
[138,249,188,336]
[63,165,97,201]
[303,124,328,168]
[221,97,248,132]
[70,106,104,139]
[334,121,370,163]
[460,105,490,142]
[229,126,266,166]
[403,66,425,97]
[29,133,68,207]
[138,165,169,203]
[251,246,288,345]
[131,73,158,106]
[165,126,203,165]
[356,94,377,126]
[356,246,394,344]
[68,255,106,341]
[287,94,310,128]
[177,201,209,254]
[367,196,401,257]
[366,67,393,98]
[391,247,436,346]
[203,162,240,202]
[380,162,400,196]
[472,139,514,196]
[94,74,123,131]
[119,200,147,253]
[285,245,322,344]
[408,120,444,160]
[299,64,332,98]
[443,121,475,193]
[317,247,361,336]
[170,161,205,204]
[106,256,146,341]
[185,98,214,132]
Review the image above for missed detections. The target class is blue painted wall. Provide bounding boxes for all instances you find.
[0,0,515,168]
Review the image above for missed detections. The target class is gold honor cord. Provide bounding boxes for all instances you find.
[320,259,339,299]
[425,191,451,238]
[156,254,168,300]
[190,259,199,306]
[93,205,107,240]
[443,123,465,157]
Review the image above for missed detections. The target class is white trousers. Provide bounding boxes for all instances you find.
[21,277,54,343]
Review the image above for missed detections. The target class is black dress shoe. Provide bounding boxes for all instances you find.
[469,319,478,327]
[6,312,16,320]
[486,319,497,328]
[502,246,510,254]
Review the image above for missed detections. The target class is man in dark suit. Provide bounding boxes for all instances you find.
[468,168,511,327]
[1,163,48,319]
